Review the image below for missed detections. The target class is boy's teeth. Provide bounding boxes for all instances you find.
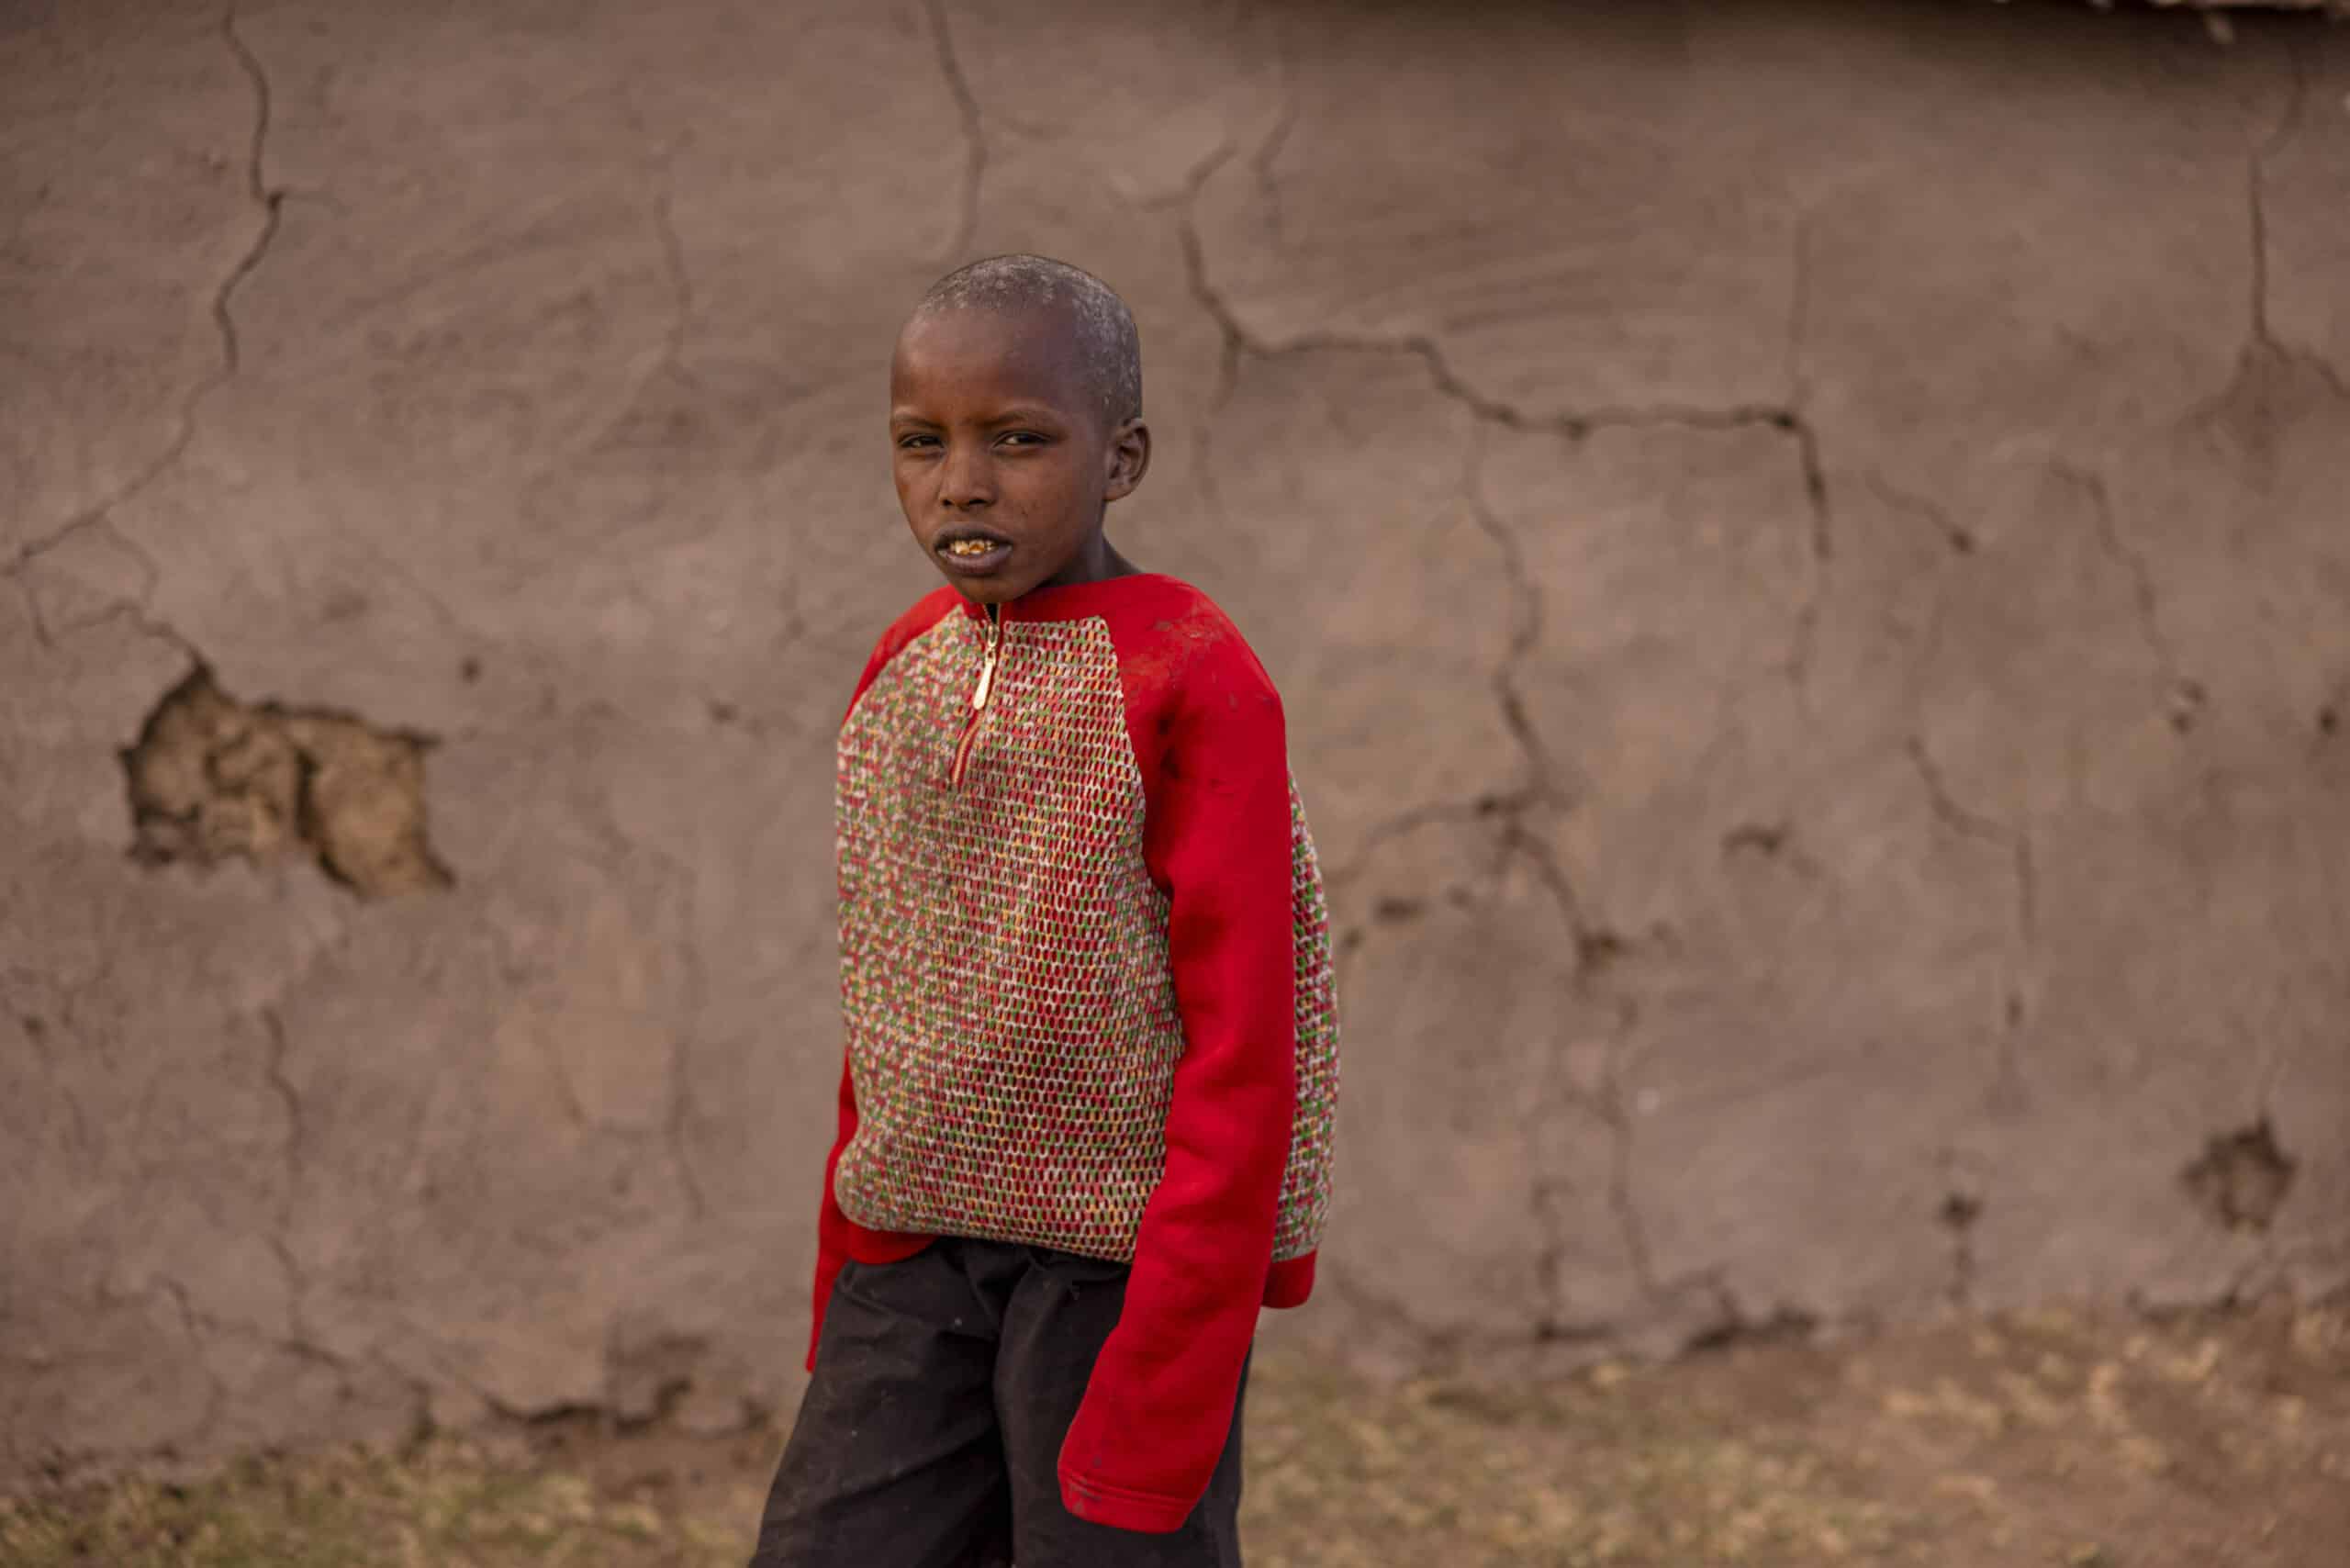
[946,539,995,556]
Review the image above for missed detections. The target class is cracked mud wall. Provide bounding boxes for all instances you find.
[4,0,2347,1481]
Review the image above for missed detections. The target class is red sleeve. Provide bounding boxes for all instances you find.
[1057,614,1297,1532]
[806,1053,860,1372]
[808,587,965,1372]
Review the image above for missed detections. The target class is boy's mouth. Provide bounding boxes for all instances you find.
[934,525,1013,576]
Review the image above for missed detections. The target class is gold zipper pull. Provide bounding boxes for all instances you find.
[949,606,1002,791]
[971,605,1002,711]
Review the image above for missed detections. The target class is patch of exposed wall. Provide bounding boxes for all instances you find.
[124,667,451,898]
[2,0,2346,1485]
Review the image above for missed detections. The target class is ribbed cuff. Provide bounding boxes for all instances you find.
[1058,1466,1198,1534]
[1263,1250,1315,1308]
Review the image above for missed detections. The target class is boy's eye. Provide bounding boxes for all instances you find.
[998,431,1045,449]
[896,433,940,450]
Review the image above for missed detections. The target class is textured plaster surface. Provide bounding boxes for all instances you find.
[3,0,2346,1481]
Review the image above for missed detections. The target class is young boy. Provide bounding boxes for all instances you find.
[747,255,1338,1568]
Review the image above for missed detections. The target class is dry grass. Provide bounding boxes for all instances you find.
[0,1443,748,1568]
[6,1299,2344,1568]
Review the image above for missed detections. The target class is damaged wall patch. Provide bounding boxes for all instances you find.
[121,666,453,897]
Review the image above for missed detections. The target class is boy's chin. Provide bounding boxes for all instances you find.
[931,553,1070,605]
[934,564,1021,602]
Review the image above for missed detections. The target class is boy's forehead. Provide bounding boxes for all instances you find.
[891,302,1090,409]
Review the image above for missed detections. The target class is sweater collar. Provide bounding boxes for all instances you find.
[950,572,1180,624]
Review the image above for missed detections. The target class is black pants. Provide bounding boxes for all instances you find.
[749,1238,1247,1568]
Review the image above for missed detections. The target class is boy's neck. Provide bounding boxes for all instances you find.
[1035,534,1139,592]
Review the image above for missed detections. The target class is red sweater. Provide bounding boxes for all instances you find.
[808,572,1339,1533]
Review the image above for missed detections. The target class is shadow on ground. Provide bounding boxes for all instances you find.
[6,1298,2344,1567]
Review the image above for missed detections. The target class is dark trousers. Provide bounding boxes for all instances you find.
[749,1238,1247,1568]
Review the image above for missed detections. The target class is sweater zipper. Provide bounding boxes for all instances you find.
[948,605,1003,790]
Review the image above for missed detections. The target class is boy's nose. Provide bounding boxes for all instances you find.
[938,444,994,509]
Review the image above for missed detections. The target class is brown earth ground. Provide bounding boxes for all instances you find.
[6,1297,2344,1568]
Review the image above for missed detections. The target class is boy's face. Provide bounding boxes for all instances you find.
[889,303,1148,606]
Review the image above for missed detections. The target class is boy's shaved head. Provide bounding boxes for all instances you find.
[912,254,1142,427]
[890,253,1152,602]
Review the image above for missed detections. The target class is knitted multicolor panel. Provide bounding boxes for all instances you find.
[833,610,1337,1262]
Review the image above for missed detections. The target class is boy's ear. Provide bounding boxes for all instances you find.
[1103,418,1151,502]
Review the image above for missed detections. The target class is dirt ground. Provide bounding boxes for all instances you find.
[6,1296,2344,1568]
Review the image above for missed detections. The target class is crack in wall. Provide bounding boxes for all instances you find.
[1785,414,1835,701]
[1904,737,2036,1109]
[666,1020,708,1222]
[1571,1018,1762,1354]
[154,1278,230,1454]
[2056,462,2205,732]
[1868,473,1979,556]
[1778,211,1831,704]
[536,1034,596,1131]
[649,179,698,387]
[2246,42,2310,356]
[1505,829,1691,1336]
[4,440,191,605]
[1169,140,1248,535]
[1526,1173,1607,1345]
[1595,1005,1661,1301]
[923,0,986,264]
[652,847,711,1222]
[2228,46,2350,402]
[259,1007,311,1342]
[605,84,702,418]
[1462,427,1570,812]
[1250,19,1302,244]
[218,3,284,381]
[1,1,285,642]
[10,519,199,661]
